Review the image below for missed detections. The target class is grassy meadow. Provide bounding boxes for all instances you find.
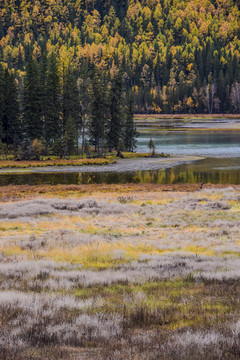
[0,184,240,359]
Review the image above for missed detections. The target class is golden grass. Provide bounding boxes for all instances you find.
[0,152,159,169]
[1,239,221,269]
[0,158,115,169]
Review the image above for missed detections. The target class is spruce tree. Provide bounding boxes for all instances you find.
[63,66,81,145]
[78,71,91,154]
[89,70,108,152]
[63,116,78,157]
[45,52,61,145]
[124,93,138,152]
[107,69,124,152]
[3,69,20,151]
[39,53,48,140]
[23,54,42,140]
[0,64,4,140]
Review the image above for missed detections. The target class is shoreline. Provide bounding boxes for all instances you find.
[134,113,240,120]
[137,127,240,132]
[135,115,240,132]
[0,155,203,174]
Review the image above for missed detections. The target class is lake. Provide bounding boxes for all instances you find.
[137,131,240,157]
[1,125,240,186]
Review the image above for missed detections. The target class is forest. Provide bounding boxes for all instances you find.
[0,0,240,154]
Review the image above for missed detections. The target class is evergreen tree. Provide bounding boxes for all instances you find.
[39,53,48,140]
[78,71,91,154]
[124,93,138,152]
[0,64,4,140]
[89,71,109,152]
[63,116,78,157]
[3,69,20,151]
[63,66,81,145]
[45,52,61,145]
[23,54,42,140]
[107,69,124,152]
[148,138,155,155]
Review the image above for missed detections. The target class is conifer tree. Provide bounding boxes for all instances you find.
[107,69,124,152]
[63,66,81,143]
[89,70,109,152]
[23,54,42,140]
[3,69,20,151]
[124,93,137,152]
[0,65,4,140]
[45,52,61,145]
[39,53,48,140]
[78,71,91,154]
[63,116,78,157]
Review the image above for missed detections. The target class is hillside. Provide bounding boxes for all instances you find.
[0,0,240,114]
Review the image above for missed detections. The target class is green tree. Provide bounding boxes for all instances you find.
[148,138,155,155]
[0,65,4,141]
[3,69,20,152]
[63,66,81,146]
[89,71,109,153]
[45,52,61,145]
[39,53,48,140]
[78,73,91,154]
[107,69,124,152]
[124,93,138,152]
[63,116,78,157]
[23,54,42,140]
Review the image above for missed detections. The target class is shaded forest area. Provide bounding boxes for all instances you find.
[0,60,136,158]
[0,0,240,155]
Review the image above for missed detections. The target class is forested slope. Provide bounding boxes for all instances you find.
[1,0,240,114]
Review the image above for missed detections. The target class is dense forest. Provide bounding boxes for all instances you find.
[0,0,240,154]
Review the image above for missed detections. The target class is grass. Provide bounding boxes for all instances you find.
[1,185,240,359]
[0,152,168,169]
[0,157,115,168]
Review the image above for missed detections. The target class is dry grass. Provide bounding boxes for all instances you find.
[0,183,239,202]
[0,153,158,170]
[1,185,240,359]
[0,158,115,169]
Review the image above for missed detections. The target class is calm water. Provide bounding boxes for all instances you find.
[1,130,240,186]
[137,131,240,157]
[0,157,240,186]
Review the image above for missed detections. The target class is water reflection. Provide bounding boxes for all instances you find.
[1,158,240,186]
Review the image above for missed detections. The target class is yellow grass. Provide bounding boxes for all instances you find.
[0,158,115,168]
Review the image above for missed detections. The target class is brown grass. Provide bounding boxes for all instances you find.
[0,183,239,202]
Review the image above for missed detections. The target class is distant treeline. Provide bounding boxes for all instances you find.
[0,0,240,116]
[0,58,136,157]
